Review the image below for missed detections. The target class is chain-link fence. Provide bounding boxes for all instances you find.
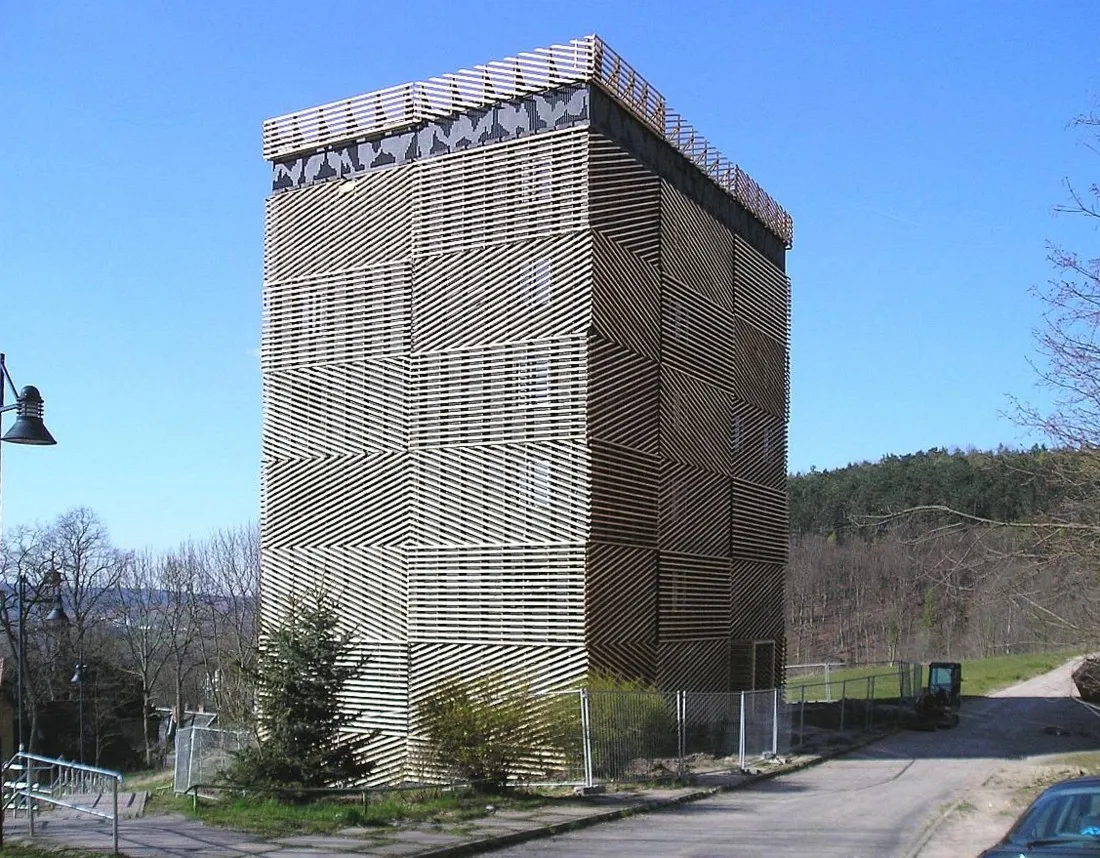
[528,665,920,788]
[785,663,921,749]
[173,726,254,795]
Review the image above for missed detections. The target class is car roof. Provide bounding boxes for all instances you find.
[1038,775,1100,792]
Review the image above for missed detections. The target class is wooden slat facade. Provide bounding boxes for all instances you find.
[261,43,790,784]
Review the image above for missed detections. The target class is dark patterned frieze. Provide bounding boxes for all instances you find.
[272,84,589,193]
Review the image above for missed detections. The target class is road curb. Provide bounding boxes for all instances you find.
[417,730,895,857]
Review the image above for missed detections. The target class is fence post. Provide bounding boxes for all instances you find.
[27,757,34,838]
[799,685,806,747]
[738,691,746,770]
[112,777,119,855]
[825,664,832,702]
[839,680,847,732]
[580,689,594,789]
[676,690,686,777]
[770,687,779,756]
[866,676,874,729]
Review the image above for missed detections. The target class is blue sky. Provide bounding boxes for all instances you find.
[1,1,1096,551]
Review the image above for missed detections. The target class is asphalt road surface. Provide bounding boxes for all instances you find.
[493,660,1100,858]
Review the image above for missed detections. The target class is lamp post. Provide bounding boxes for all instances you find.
[71,661,84,763]
[0,352,59,753]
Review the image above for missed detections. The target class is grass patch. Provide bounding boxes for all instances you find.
[160,788,550,837]
[785,664,909,702]
[959,650,1084,696]
[786,650,1086,702]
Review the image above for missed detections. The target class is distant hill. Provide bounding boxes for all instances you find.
[788,446,1066,537]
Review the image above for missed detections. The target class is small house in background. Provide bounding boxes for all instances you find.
[260,35,792,784]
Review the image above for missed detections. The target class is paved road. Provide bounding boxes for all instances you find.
[494,662,1100,858]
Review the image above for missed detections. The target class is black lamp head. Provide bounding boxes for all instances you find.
[44,592,69,627]
[2,386,57,446]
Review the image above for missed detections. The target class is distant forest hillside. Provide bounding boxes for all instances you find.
[784,447,1090,667]
[788,447,1064,536]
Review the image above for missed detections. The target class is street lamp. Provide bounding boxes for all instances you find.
[71,661,84,763]
[0,352,59,752]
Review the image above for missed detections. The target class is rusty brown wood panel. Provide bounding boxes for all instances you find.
[589,440,660,548]
[731,397,787,489]
[657,638,730,692]
[662,275,734,389]
[658,460,731,557]
[590,229,661,361]
[585,543,658,650]
[659,366,732,475]
[731,317,788,419]
[587,333,660,453]
[729,559,786,642]
[735,235,791,346]
[588,133,661,266]
[731,479,789,564]
[658,553,731,642]
[661,181,735,310]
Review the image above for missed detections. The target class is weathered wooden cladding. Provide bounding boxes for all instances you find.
[661,182,735,310]
[412,440,589,545]
[264,168,415,280]
[410,338,588,447]
[261,42,792,780]
[407,544,585,644]
[416,128,589,257]
[657,639,730,692]
[658,460,731,557]
[731,398,787,489]
[411,233,592,352]
[263,359,408,457]
[588,134,661,266]
[734,236,790,346]
[585,543,659,649]
[587,334,660,453]
[589,440,660,548]
[730,559,785,642]
[262,452,410,548]
[731,479,789,564]
[658,553,731,641]
[590,229,661,361]
[261,545,407,641]
[659,366,732,475]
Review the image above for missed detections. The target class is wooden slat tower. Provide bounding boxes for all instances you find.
[261,35,792,784]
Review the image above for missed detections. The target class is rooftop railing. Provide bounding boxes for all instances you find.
[262,35,793,247]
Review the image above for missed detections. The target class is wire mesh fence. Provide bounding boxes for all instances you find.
[173,726,254,795]
[528,665,921,788]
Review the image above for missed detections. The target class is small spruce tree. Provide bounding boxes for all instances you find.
[227,592,374,796]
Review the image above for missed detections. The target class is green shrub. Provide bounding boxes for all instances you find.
[418,675,541,793]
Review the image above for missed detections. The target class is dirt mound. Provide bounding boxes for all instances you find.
[1072,657,1100,703]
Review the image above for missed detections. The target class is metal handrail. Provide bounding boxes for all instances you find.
[2,751,123,854]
